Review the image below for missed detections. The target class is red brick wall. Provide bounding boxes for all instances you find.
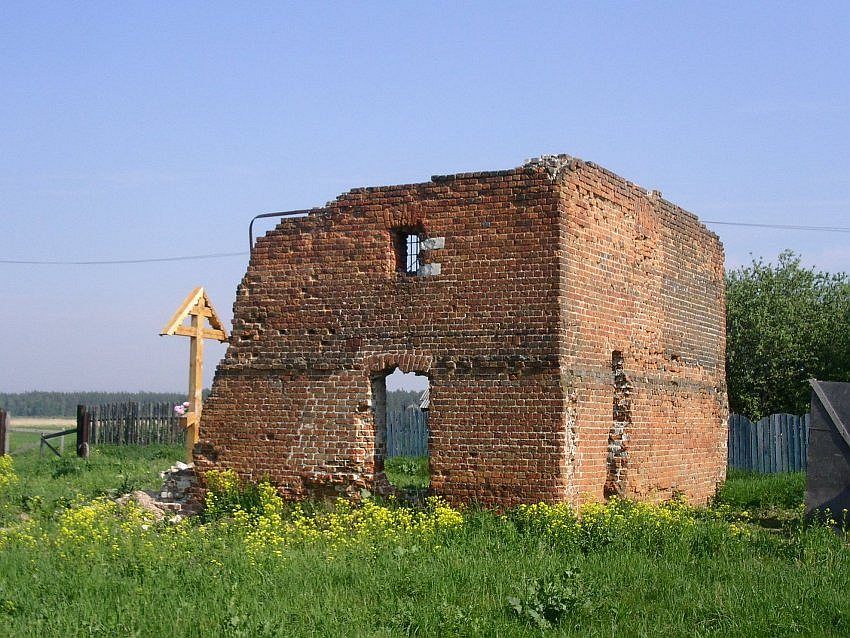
[197,167,572,506]
[554,158,727,504]
[197,156,727,506]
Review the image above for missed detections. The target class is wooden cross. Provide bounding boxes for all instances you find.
[160,287,228,461]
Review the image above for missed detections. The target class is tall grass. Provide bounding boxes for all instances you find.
[715,469,805,510]
[0,444,181,525]
[0,451,847,637]
[385,455,430,489]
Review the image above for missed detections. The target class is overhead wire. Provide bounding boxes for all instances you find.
[702,220,850,233]
[1,220,848,265]
[0,252,247,265]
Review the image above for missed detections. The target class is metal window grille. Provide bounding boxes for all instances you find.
[405,233,420,274]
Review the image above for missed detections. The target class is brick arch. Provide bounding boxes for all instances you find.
[364,352,434,376]
[381,204,425,230]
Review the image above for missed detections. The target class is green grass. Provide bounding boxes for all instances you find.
[1,455,848,637]
[0,444,181,525]
[715,469,806,510]
[714,469,809,529]
[8,430,42,453]
[385,455,430,489]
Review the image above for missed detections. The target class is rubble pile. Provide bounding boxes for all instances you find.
[116,461,200,522]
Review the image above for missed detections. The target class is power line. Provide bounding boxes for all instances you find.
[1,220,848,265]
[703,220,850,233]
[0,252,248,265]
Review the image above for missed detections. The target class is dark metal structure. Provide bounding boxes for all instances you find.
[248,210,313,250]
[0,409,8,455]
[806,379,850,519]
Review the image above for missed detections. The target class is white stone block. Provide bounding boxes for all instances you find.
[421,237,445,251]
[417,263,442,277]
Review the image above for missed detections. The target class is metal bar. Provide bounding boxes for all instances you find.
[248,210,313,251]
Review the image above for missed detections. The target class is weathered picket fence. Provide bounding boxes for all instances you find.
[85,402,183,446]
[0,409,8,454]
[387,407,428,457]
[728,413,809,473]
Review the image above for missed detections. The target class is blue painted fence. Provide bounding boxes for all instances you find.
[385,409,810,471]
[728,413,809,473]
[387,408,428,457]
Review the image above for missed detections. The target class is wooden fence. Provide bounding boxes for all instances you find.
[85,402,183,446]
[0,409,7,455]
[387,408,428,457]
[728,413,809,473]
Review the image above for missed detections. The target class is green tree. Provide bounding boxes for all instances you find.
[726,250,850,419]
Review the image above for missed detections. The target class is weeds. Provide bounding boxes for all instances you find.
[384,455,429,489]
[0,450,848,637]
[715,469,805,510]
[0,455,19,491]
[508,568,589,629]
[50,456,84,479]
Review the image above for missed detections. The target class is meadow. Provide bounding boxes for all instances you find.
[4,417,77,458]
[0,447,848,637]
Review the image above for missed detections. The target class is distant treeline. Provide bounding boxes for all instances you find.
[387,390,425,413]
[0,392,201,417]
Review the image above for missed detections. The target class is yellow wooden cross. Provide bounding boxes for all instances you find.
[160,287,228,461]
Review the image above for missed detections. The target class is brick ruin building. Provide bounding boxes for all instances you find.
[196,155,728,507]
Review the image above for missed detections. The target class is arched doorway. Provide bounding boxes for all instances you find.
[372,367,430,490]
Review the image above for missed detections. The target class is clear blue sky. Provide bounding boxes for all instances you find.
[2,2,848,393]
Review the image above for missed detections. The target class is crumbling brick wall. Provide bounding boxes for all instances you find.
[553,157,727,504]
[196,155,727,507]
